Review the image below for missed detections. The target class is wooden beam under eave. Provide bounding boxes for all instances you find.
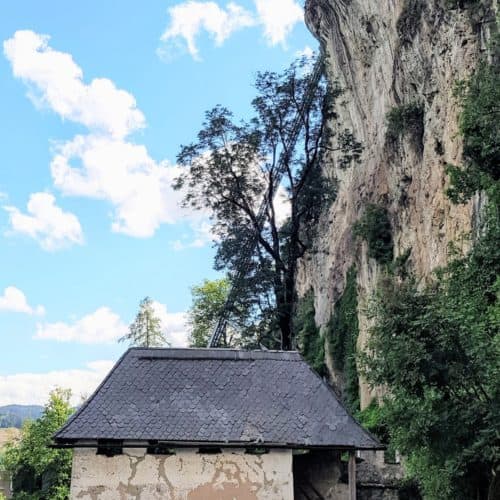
[348,451,356,500]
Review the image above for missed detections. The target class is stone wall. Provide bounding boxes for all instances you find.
[70,447,293,500]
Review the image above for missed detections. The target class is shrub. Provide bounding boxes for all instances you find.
[353,204,394,264]
[446,0,490,23]
[386,102,424,146]
[397,0,424,44]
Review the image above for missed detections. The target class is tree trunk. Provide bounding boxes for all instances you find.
[275,265,296,351]
[488,470,500,500]
[279,309,293,350]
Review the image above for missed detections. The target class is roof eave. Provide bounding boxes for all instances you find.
[51,438,385,451]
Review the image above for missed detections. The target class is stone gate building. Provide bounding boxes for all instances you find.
[54,348,381,499]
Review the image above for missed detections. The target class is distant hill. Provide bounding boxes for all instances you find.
[0,405,43,428]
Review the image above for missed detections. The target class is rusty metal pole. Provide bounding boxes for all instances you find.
[348,450,357,500]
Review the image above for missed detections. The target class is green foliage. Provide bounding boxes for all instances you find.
[1,389,73,500]
[188,278,230,347]
[397,0,424,44]
[353,204,394,264]
[120,296,167,348]
[360,207,500,499]
[295,291,326,376]
[356,400,391,447]
[327,266,360,412]
[386,102,424,146]
[447,60,500,203]
[390,247,412,279]
[356,401,385,435]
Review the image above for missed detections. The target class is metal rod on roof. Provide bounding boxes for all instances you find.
[207,53,325,348]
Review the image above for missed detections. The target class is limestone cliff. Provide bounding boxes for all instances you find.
[299,0,497,408]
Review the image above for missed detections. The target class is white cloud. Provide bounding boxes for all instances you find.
[151,301,189,347]
[254,0,303,46]
[4,30,199,239]
[158,0,304,60]
[0,286,45,315]
[4,192,84,251]
[3,30,145,139]
[0,360,115,406]
[34,302,189,347]
[295,45,314,59]
[273,185,291,226]
[51,135,188,237]
[159,1,255,60]
[35,307,128,344]
[171,219,215,250]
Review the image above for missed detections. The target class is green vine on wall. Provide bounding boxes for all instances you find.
[446,58,500,203]
[327,266,360,413]
[295,290,326,376]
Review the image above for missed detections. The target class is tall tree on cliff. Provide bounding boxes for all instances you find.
[120,297,167,348]
[175,56,361,349]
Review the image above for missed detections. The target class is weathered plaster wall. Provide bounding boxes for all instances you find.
[300,0,497,408]
[70,447,293,500]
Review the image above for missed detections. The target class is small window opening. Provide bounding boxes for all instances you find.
[245,447,269,455]
[198,447,222,454]
[96,440,123,457]
[147,444,176,455]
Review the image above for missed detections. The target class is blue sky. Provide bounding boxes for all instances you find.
[0,0,316,405]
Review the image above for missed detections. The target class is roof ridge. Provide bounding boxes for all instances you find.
[128,347,300,353]
[129,348,302,361]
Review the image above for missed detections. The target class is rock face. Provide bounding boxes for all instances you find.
[300,0,496,408]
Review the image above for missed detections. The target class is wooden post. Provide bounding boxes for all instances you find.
[348,450,357,500]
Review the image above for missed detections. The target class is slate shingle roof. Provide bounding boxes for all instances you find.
[54,348,381,449]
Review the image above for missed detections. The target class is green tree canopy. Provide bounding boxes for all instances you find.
[188,278,230,347]
[120,296,168,348]
[1,389,73,500]
[188,277,267,347]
